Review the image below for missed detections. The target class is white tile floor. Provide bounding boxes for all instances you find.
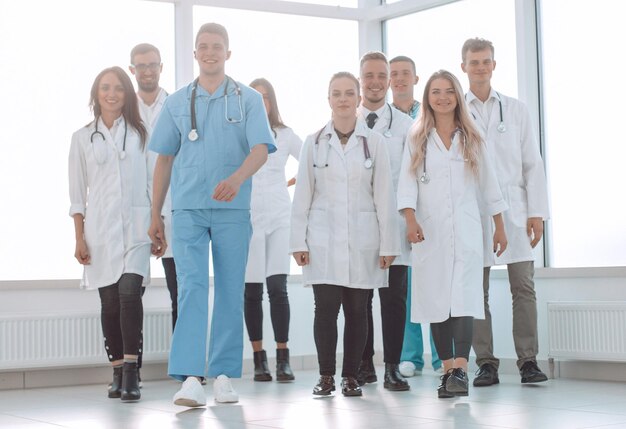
[1,368,625,429]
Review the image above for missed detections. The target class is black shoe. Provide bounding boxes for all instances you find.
[445,368,469,396]
[120,362,141,402]
[138,368,143,389]
[276,348,295,382]
[383,363,410,391]
[473,363,499,387]
[313,375,335,395]
[437,372,454,398]
[341,376,362,397]
[107,365,123,398]
[356,359,377,386]
[253,350,272,382]
[520,361,548,384]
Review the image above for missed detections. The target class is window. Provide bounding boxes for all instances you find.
[540,0,626,267]
[0,0,175,280]
[385,0,518,100]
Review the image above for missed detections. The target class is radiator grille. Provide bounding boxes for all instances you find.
[0,309,171,370]
[547,302,626,361]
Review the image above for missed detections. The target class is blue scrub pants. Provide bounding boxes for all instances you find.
[401,268,442,370]
[168,209,251,381]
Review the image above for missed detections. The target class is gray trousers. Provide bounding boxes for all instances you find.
[472,261,539,369]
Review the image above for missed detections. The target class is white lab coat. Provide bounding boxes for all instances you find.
[68,117,154,289]
[290,119,400,289]
[358,104,414,266]
[466,90,549,266]
[139,88,175,258]
[397,129,507,322]
[245,126,302,282]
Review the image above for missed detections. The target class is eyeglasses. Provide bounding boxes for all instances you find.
[131,62,161,72]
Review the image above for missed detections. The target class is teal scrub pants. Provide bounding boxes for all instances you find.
[400,268,442,370]
[168,209,251,381]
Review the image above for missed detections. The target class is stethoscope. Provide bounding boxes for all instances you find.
[188,75,243,142]
[419,128,465,185]
[90,117,127,164]
[313,127,373,169]
[370,104,394,138]
[467,92,506,133]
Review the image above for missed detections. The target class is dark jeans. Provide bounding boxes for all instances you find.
[162,257,178,330]
[313,284,370,378]
[362,265,408,364]
[431,316,473,361]
[98,273,144,361]
[244,274,290,343]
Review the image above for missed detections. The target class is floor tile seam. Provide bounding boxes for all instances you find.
[1,411,69,427]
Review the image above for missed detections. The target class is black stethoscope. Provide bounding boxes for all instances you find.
[419,128,465,185]
[467,92,506,133]
[313,127,373,169]
[90,117,127,164]
[188,75,243,142]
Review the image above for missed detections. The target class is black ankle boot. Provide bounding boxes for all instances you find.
[253,350,272,381]
[276,348,295,381]
[121,362,141,401]
[356,359,377,386]
[108,365,123,398]
[383,363,410,391]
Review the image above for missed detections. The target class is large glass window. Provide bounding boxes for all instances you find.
[385,0,518,100]
[540,0,626,267]
[193,6,359,274]
[0,0,175,280]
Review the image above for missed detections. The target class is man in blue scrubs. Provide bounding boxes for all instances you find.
[148,22,275,406]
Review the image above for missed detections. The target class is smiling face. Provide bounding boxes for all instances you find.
[194,32,231,78]
[427,77,457,117]
[461,48,496,87]
[390,60,418,99]
[130,50,162,93]
[328,76,361,120]
[360,59,390,109]
[97,71,125,118]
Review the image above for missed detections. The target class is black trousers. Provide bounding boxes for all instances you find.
[98,273,143,361]
[431,316,473,361]
[162,257,178,330]
[313,284,370,378]
[362,265,408,364]
[244,274,290,343]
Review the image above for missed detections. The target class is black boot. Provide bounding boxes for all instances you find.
[107,365,123,398]
[276,348,295,381]
[121,362,141,401]
[383,363,410,391]
[253,350,272,381]
[356,359,377,386]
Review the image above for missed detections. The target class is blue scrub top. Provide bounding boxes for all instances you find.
[149,77,276,210]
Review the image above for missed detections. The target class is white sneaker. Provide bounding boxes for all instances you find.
[173,377,206,407]
[399,361,417,377]
[433,366,444,374]
[214,375,238,403]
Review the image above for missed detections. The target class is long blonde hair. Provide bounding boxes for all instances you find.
[409,70,482,177]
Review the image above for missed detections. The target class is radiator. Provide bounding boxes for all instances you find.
[0,309,172,370]
[547,301,626,362]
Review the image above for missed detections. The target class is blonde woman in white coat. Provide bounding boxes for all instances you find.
[69,67,153,402]
[397,70,507,399]
[245,78,302,382]
[290,72,399,397]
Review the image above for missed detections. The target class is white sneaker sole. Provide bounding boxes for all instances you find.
[214,394,238,403]
[174,397,206,407]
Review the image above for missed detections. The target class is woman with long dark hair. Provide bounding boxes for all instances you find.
[69,66,152,402]
[244,78,302,382]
